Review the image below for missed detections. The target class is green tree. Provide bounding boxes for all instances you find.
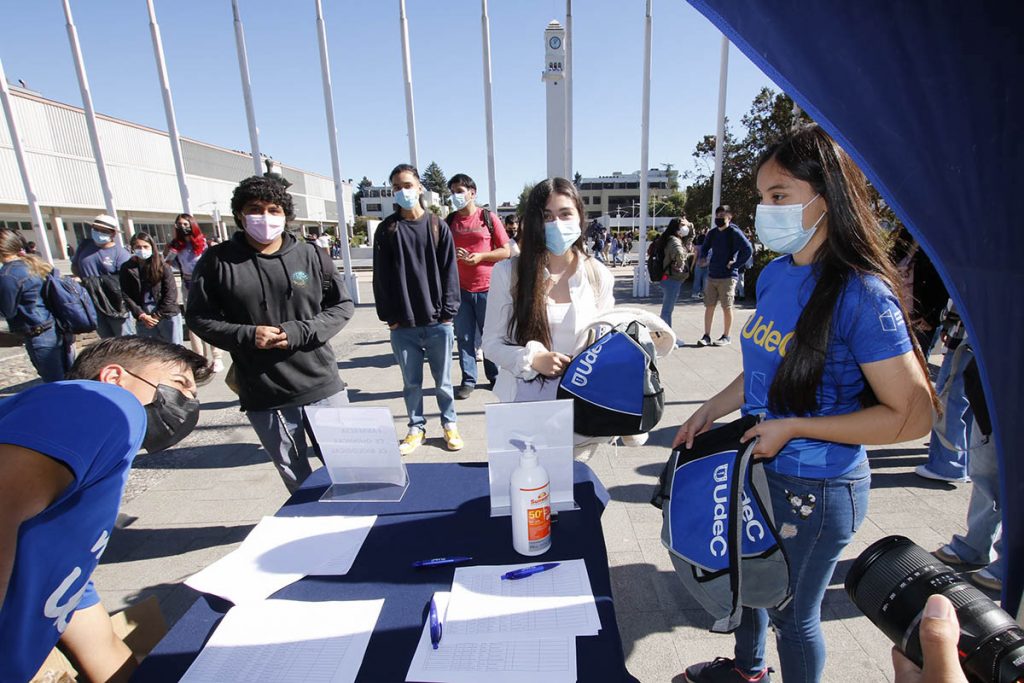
[650,190,687,219]
[516,183,535,217]
[353,176,373,216]
[573,171,583,188]
[422,161,450,202]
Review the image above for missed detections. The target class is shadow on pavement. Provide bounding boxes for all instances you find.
[104,523,256,564]
[131,443,267,470]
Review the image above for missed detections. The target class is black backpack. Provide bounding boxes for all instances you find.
[445,207,495,243]
[647,238,667,281]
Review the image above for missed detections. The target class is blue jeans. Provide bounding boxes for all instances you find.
[96,313,136,339]
[948,417,1004,580]
[24,325,70,382]
[137,313,184,345]
[454,290,498,388]
[390,323,457,431]
[734,460,871,682]
[247,389,349,493]
[660,279,683,327]
[925,348,970,479]
[692,264,708,296]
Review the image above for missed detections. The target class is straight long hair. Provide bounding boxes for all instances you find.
[0,229,51,278]
[759,124,936,415]
[507,177,586,348]
[130,232,166,287]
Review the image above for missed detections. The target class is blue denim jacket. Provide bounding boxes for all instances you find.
[0,259,53,332]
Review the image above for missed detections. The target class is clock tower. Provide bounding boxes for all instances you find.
[543,20,568,179]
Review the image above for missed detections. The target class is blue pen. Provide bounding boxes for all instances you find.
[428,596,442,649]
[501,562,561,580]
[412,556,473,569]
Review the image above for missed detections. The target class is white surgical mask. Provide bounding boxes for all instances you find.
[755,194,826,254]
[244,213,287,244]
[134,248,152,260]
[91,229,113,245]
[544,219,581,255]
[451,192,468,210]
[395,188,420,210]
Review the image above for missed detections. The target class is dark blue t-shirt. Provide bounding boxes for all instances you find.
[740,256,913,478]
[0,381,146,683]
[702,224,752,279]
[70,239,131,279]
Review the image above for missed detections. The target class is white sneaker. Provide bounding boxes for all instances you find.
[915,464,970,483]
[212,359,225,373]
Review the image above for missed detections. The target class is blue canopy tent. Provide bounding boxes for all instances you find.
[687,1,1024,614]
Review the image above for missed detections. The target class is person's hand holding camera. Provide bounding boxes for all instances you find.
[892,594,968,683]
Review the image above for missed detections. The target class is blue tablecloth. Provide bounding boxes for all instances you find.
[132,461,636,682]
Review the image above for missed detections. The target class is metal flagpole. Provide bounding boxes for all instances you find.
[565,0,573,180]
[711,36,729,222]
[314,0,359,303]
[232,0,263,175]
[0,58,55,264]
[147,0,191,214]
[634,0,653,297]
[61,0,122,246]
[399,0,418,168]
[481,0,497,209]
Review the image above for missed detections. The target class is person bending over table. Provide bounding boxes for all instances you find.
[673,124,935,683]
[0,336,209,682]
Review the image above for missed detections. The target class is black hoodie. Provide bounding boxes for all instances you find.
[186,231,354,411]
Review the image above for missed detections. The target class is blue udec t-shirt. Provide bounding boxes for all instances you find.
[740,256,913,478]
[0,381,146,683]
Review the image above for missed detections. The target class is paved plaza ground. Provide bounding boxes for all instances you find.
[0,264,987,682]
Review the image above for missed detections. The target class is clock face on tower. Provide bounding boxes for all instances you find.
[549,36,562,50]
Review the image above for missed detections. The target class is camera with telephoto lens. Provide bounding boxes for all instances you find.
[846,535,1024,683]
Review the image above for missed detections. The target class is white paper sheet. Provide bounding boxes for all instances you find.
[485,400,575,516]
[444,560,601,639]
[185,515,376,604]
[305,406,406,486]
[180,599,383,683]
[405,593,578,683]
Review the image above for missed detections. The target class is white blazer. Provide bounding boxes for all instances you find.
[482,255,615,403]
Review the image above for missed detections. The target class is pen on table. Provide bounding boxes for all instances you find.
[501,562,561,580]
[429,596,443,650]
[411,556,473,569]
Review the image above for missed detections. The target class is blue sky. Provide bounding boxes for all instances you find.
[2,0,778,206]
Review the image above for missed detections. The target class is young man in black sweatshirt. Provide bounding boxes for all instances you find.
[373,164,462,455]
[186,174,355,492]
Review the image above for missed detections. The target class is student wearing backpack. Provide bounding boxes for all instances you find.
[482,177,614,404]
[120,232,183,345]
[186,174,355,493]
[0,229,73,381]
[658,218,694,341]
[446,173,510,399]
[71,214,135,338]
[673,125,935,683]
[373,164,462,455]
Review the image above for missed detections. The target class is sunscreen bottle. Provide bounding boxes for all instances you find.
[510,443,552,556]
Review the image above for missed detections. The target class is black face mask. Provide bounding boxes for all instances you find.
[714,217,727,227]
[125,370,201,452]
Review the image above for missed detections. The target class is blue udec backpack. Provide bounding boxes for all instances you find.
[43,267,98,334]
[652,415,791,633]
[556,321,664,437]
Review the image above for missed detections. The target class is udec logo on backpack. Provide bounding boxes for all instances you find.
[557,321,664,436]
[651,414,791,633]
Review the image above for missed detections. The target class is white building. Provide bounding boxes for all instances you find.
[0,85,354,257]
[577,169,677,221]
[359,185,444,219]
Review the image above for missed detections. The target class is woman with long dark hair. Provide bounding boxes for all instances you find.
[120,232,183,344]
[0,229,73,381]
[482,177,614,403]
[657,217,694,335]
[165,214,223,370]
[675,125,935,683]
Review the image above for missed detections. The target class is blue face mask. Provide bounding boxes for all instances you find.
[544,219,581,255]
[395,188,420,210]
[450,192,468,210]
[754,194,826,254]
[91,229,113,246]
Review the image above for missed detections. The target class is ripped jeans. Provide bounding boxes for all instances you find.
[734,460,871,683]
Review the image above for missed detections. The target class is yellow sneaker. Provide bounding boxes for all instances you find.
[399,430,425,456]
[443,424,464,451]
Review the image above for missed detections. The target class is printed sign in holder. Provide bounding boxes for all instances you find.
[485,399,577,517]
[305,406,409,503]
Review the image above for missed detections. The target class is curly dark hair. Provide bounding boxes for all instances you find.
[230,174,295,229]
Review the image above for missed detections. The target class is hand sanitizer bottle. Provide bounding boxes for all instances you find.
[510,443,551,556]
